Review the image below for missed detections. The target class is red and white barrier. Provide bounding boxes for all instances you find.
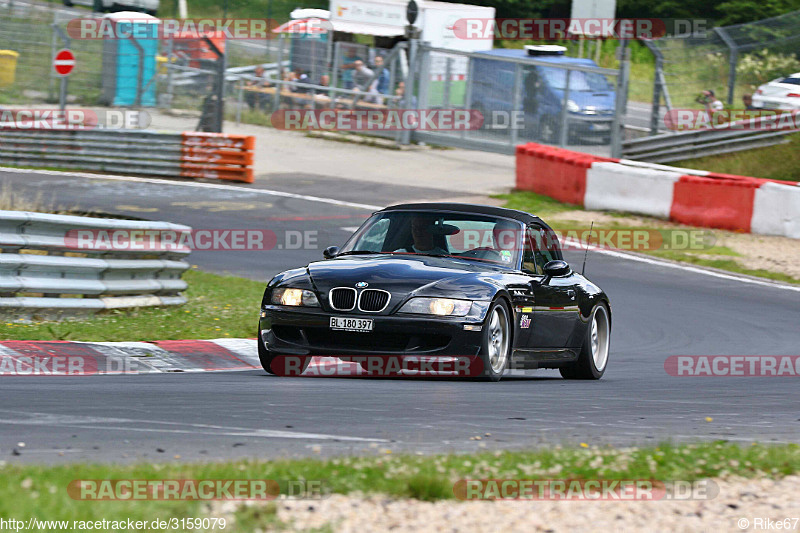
[515,143,800,239]
[752,182,800,238]
[585,162,681,219]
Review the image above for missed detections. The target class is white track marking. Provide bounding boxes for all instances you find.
[0,167,383,211]
[2,166,798,292]
[0,410,389,442]
[563,237,800,293]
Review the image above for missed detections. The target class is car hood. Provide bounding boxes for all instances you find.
[305,254,507,302]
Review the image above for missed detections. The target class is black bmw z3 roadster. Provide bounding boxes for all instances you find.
[258,203,611,381]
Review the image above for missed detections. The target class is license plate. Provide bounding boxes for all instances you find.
[330,317,373,332]
[591,124,610,131]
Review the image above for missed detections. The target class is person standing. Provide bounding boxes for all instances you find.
[696,90,723,113]
[352,60,374,91]
[369,55,390,104]
[340,47,363,90]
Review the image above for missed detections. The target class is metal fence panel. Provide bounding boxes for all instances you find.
[649,10,800,114]
[412,44,622,156]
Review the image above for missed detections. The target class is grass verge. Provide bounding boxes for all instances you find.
[495,190,800,285]
[671,133,800,182]
[0,269,264,340]
[1,442,798,531]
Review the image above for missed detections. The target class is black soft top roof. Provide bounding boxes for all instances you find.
[379,203,549,228]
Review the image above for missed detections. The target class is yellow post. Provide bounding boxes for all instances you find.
[0,50,20,88]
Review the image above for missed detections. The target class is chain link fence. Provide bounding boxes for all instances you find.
[0,3,104,105]
[412,44,623,156]
[2,1,629,154]
[646,10,800,125]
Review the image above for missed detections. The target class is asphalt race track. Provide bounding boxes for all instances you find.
[1,169,799,463]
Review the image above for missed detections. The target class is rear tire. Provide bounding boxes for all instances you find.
[478,300,512,382]
[539,115,560,144]
[560,303,610,380]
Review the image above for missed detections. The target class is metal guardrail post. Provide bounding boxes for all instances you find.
[442,57,452,109]
[558,69,571,147]
[203,36,226,133]
[51,24,71,112]
[714,27,739,106]
[330,40,340,88]
[416,44,431,110]
[611,43,631,159]
[236,79,243,125]
[400,35,418,146]
[128,35,145,107]
[164,37,175,108]
[509,63,521,148]
[641,40,672,135]
[462,58,475,140]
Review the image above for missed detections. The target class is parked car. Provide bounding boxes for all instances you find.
[471,45,616,144]
[258,203,612,382]
[753,72,800,110]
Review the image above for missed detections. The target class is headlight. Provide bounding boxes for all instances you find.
[399,297,472,316]
[271,288,320,307]
[567,100,580,113]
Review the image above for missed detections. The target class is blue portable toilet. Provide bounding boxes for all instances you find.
[101,12,159,107]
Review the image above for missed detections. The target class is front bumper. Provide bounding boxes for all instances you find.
[259,305,485,356]
[568,114,614,135]
[752,97,800,111]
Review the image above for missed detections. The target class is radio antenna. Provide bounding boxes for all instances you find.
[581,221,594,276]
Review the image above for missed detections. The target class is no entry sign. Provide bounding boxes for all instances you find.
[53,49,75,76]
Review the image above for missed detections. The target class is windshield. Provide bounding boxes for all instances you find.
[339,211,524,267]
[539,66,612,92]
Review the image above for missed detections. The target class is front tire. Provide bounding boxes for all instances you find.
[478,300,512,382]
[539,115,560,144]
[257,334,310,376]
[560,303,610,380]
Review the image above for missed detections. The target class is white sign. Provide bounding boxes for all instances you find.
[330,0,407,28]
[569,0,617,36]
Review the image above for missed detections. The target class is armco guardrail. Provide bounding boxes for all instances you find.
[0,130,255,183]
[516,143,800,239]
[621,124,795,163]
[0,210,192,318]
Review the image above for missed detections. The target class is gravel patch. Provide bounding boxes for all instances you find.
[548,210,800,281]
[220,475,800,532]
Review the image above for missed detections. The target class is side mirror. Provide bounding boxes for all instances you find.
[323,246,340,259]
[543,259,571,278]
